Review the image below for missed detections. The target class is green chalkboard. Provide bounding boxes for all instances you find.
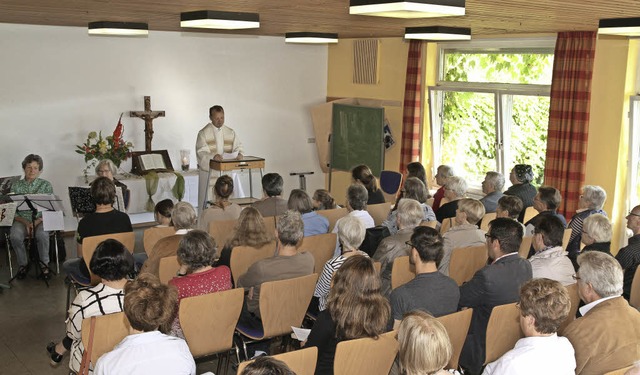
[331,104,385,176]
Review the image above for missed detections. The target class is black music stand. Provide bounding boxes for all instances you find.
[0,202,17,290]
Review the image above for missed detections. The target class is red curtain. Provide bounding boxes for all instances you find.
[544,31,597,218]
[399,40,423,173]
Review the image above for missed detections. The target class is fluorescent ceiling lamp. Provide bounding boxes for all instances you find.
[180,10,260,30]
[405,26,470,40]
[598,17,640,37]
[88,21,148,36]
[349,0,465,18]
[285,32,339,44]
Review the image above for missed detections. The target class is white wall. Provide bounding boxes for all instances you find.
[0,23,328,217]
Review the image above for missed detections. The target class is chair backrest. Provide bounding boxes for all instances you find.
[379,170,403,195]
[523,206,537,223]
[81,312,129,365]
[426,197,435,207]
[518,236,533,259]
[391,256,414,290]
[480,213,497,232]
[440,217,453,234]
[236,347,318,375]
[367,203,393,226]
[558,282,580,335]
[333,331,399,375]
[373,261,382,274]
[437,308,473,370]
[317,207,349,232]
[180,288,244,358]
[299,233,338,273]
[143,226,175,256]
[420,220,438,229]
[209,219,238,250]
[158,255,180,284]
[259,273,319,338]
[263,215,277,231]
[604,365,636,375]
[230,241,277,285]
[449,245,488,286]
[562,228,572,250]
[82,232,135,286]
[484,302,523,364]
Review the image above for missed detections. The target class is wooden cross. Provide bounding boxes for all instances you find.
[129,96,165,152]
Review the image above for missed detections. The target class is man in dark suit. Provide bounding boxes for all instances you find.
[459,217,533,375]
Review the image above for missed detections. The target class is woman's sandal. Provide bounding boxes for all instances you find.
[46,342,63,367]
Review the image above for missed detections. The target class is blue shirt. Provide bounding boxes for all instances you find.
[302,211,329,237]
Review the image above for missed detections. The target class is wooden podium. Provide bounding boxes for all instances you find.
[204,156,265,207]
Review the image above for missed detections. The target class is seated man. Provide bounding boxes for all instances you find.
[524,186,567,236]
[237,210,315,328]
[459,218,532,375]
[252,173,288,217]
[529,215,575,285]
[479,171,505,214]
[93,273,196,374]
[390,226,459,329]
[64,176,132,283]
[140,202,197,277]
[564,251,640,375]
[332,184,374,257]
[483,278,575,374]
[373,199,424,297]
[10,154,54,279]
[616,204,640,300]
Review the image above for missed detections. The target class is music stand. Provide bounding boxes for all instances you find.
[0,202,17,290]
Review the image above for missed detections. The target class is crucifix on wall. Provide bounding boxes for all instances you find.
[129,96,165,151]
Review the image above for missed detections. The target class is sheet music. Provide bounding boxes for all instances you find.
[42,210,64,231]
[0,202,17,226]
[140,154,166,170]
[291,326,311,341]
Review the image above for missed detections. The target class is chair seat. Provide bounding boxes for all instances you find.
[68,272,91,286]
[235,323,265,340]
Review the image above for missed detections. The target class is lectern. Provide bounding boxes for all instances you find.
[203,156,265,208]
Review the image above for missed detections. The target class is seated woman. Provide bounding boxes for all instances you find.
[432,165,454,212]
[580,213,613,258]
[439,198,486,275]
[9,154,54,279]
[406,161,427,187]
[382,177,436,235]
[154,199,174,227]
[95,159,129,211]
[305,255,389,375]
[240,356,295,375]
[312,189,338,210]
[47,239,134,373]
[504,164,537,222]
[435,176,467,224]
[314,215,368,312]
[397,310,458,375]
[64,176,132,283]
[566,185,607,264]
[169,230,232,338]
[199,175,243,230]
[288,189,329,237]
[93,273,196,375]
[352,164,385,205]
[216,207,273,269]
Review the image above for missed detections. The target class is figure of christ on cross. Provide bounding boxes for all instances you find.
[129,96,165,152]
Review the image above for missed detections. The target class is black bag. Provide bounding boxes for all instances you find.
[49,231,66,263]
[359,225,391,257]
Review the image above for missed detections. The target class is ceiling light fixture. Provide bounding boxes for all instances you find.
[285,32,339,44]
[88,21,149,36]
[598,17,640,37]
[404,26,471,40]
[349,0,465,19]
[180,10,260,30]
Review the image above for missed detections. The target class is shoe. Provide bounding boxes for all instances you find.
[41,267,50,280]
[46,342,63,367]
[16,266,28,280]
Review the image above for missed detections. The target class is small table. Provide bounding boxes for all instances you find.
[204,156,265,208]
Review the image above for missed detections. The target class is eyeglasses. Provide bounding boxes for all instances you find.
[628,212,640,218]
[484,233,495,240]
[405,241,416,248]
[572,274,581,281]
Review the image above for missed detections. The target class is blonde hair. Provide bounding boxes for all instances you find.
[457,198,486,225]
[227,207,273,248]
[582,213,612,243]
[396,199,424,228]
[398,310,452,375]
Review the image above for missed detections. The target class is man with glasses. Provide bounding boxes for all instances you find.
[616,205,640,300]
[564,251,640,375]
[459,217,532,375]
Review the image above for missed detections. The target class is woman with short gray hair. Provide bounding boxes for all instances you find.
[580,213,613,257]
[382,177,436,235]
[94,158,130,210]
[435,176,467,223]
[567,185,607,266]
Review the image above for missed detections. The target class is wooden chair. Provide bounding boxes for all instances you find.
[437,308,473,370]
[367,202,393,226]
[81,312,129,369]
[209,219,238,250]
[333,331,399,375]
[480,213,497,232]
[317,207,349,232]
[235,273,319,360]
[180,288,245,374]
[236,347,318,375]
[629,266,640,309]
[379,170,403,204]
[562,228,572,250]
[299,233,338,273]
[82,232,136,286]
[449,245,487,286]
[604,364,637,375]
[523,206,537,223]
[558,282,580,335]
[484,302,523,365]
[142,226,175,256]
[420,220,438,229]
[158,255,180,284]
[391,256,415,290]
[426,197,435,207]
[373,261,382,274]
[518,236,533,259]
[229,241,277,285]
[440,217,454,234]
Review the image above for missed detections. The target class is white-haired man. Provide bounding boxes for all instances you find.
[480,171,505,213]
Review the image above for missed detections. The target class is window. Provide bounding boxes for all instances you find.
[429,39,555,189]
[627,96,640,210]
